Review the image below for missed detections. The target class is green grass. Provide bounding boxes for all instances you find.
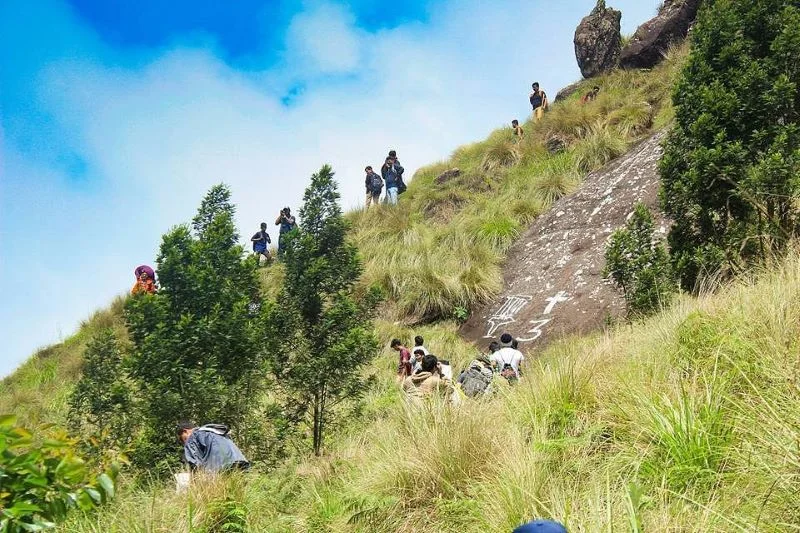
[60,253,800,531]
[349,45,686,323]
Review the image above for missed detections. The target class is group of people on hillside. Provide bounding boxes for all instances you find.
[393,332,525,404]
[249,207,297,265]
[364,149,406,208]
[509,82,599,140]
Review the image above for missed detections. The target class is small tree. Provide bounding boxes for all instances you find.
[264,165,380,456]
[604,203,674,317]
[124,184,264,467]
[68,329,136,454]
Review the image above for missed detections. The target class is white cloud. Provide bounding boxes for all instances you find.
[0,0,663,376]
[285,3,362,74]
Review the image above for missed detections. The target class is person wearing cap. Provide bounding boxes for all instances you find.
[131,266,156,295]
[513,519,568,533]
[529,82,548,121]
[491,332,525,382]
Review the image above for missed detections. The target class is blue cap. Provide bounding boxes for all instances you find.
[513,520,568,533]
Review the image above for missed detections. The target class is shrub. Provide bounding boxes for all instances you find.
[0,415,117,532]
[660,0,800,290]
[604,203,675,317]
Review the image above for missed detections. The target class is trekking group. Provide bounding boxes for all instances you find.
[364,149,407,208]
[394,332,525,404]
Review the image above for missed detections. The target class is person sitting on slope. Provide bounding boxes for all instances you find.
[402,354,454,405]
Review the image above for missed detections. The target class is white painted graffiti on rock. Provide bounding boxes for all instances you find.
[484,295,532,338]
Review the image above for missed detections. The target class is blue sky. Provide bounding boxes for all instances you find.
[0,0,661,377]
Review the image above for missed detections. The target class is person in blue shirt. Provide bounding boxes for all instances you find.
[274,207,297,257]
[177,422,250,472]
[250,222,272,265]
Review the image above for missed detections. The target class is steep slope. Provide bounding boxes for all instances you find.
[65,255,800,531]
[461,131,668,346]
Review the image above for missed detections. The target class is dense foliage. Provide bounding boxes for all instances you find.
[0,415,116,532]
[264,165,380,455]
[604,203,674,317]
[67,329,136,454]
[124,184,265,468]
[660,0,800,289]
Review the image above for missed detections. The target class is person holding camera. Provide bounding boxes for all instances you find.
[381,156,404,206]
[274,207,297,257]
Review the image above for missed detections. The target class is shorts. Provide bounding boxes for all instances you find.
[254,243,267,254]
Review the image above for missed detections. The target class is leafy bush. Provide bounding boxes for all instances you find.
[0,415,117,532]
[604,203,675,317]
[660,0,800,290]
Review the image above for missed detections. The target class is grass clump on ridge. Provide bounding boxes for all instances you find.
[349,45,687,323]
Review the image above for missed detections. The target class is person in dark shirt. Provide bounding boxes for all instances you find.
[529,82,548,121]
[364,166,383,208]
[176,422,250,472]
[250,222,271,265]
[274,207,297,257]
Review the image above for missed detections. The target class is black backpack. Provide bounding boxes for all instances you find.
[461,366,492,398]
[396,177,408,194]
[370,173,383,193]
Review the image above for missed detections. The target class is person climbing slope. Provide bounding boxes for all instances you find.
[529,82,548,121]
[512,119,524,138]
[402,354,454,405]
[131,265,157,295]
[392,338,412,378]
[491,333,525,383]
[250,222,272,264]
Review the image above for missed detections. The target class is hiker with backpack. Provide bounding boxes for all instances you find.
[381,155,405,206]
[389,150,408,195]
[392,338,413,379]
[457,354,494,399]
[176,422,250,473]
[529,82,548,122]
[274,207,297,257]
[364,166,383,207]
[491,333,525,383]
[250,222,272,265]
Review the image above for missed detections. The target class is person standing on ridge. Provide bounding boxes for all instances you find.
[388,150,408,195]
[381,156,404,206]
[364,166,383,208]
[512,119,524,138]
[274,207,297,257]
[529,82,548,121]
[250,222,272,265]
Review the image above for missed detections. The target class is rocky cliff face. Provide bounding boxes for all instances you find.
[574,1,622,78]
[461,132,668,349]
[620,0,701,69]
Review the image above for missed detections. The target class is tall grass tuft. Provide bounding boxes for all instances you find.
[573,122,628,172]
[533,154,581,204]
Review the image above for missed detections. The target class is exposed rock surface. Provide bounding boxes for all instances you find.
[435,168,461,185]
[574,1,622,78]
[461,132,669,349]
[545,133,569,155]
[555,81,582,103]
[620,0,701,69]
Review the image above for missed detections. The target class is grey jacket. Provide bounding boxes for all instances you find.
[183,424,249,472]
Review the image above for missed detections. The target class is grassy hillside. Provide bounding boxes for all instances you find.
[1,45,700,532]
[63,254,800,531]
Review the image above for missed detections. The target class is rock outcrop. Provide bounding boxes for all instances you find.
[460,132,668,349]
[555,81,582,103]
[620,0,701,69]
[435,168,461,185]
[574,1,622,78]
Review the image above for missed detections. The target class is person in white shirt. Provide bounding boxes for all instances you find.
[410,335,429,371]
[491,333,524,383]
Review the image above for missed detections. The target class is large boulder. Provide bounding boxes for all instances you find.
[574,0,622,79]
[620,0,701,69]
